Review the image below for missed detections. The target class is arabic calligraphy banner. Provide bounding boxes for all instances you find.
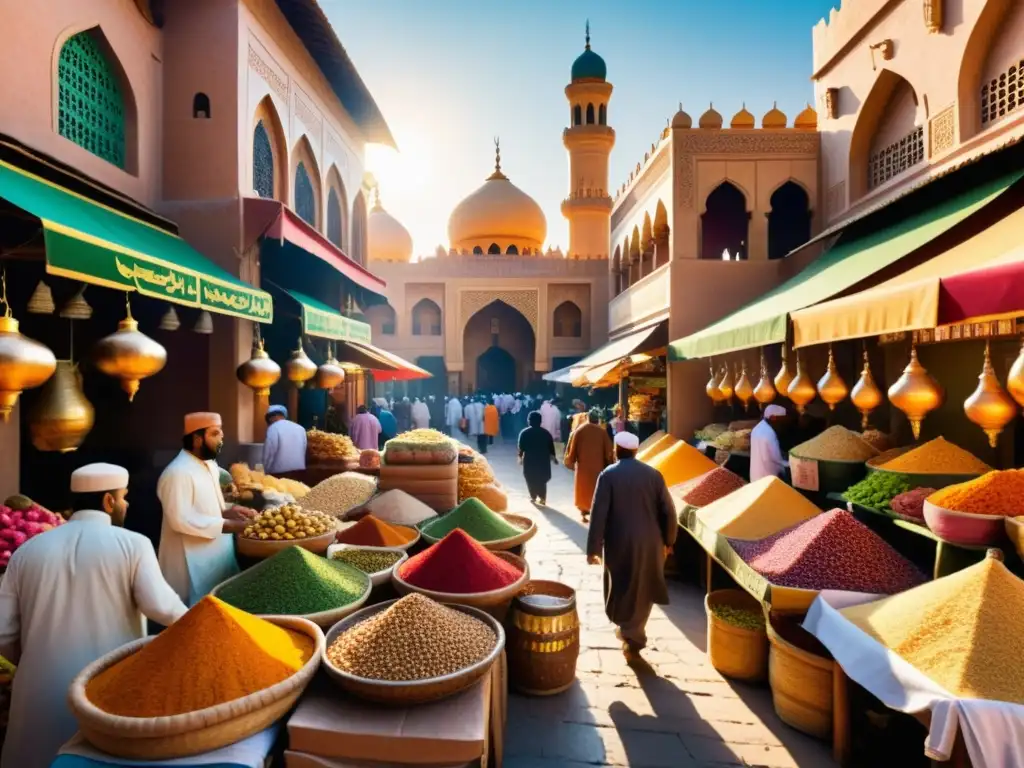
[302,302,372,343]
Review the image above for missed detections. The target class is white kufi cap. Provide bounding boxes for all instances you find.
[614,432,640,450]
[266,404,287,418]
[764,405,787,418]
[71,463,129,494]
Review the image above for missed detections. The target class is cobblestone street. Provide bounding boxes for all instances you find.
[472,438,835,768]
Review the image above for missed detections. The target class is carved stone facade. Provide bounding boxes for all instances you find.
[460,289,539,333]
[294,86,323,138]
[929,104,957,157]
[247,43,288,102]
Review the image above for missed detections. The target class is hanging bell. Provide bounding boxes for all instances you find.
[193,310,214,334]
[285,338,317,385]
[1006,338,1024,408]
[28,361,95,452]
[774,346,793,398]
[60,285,92,320]
[817,345,849,411]
[717,364,735,402]
[315,345,346,390]
[963,341,1017,448]
[159,306,181,331]
[753,350,776,409]
[93,300,168,401]
[850,349,883,429]
[706,361,724,403]
[236,333,281,396]
[887,346,943,440]
[734,361,754,411]
[0,314,57,422]
[26,281,55,315]
[787,354,817,414]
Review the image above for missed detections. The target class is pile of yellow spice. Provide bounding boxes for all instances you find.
[927,470,1024,517]
[878,437,992,475]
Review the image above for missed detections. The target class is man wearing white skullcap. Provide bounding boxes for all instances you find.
[0,463,186,768]
[587,428,676,662]
[750,404,789,483]
[262,403,307,475]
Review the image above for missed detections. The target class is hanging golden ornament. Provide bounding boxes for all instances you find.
[850,349,883,429]
[193,310,214,334]
[774,346,793,398]
[315,344,346,390]
[1006,338,1024,408]
[787,354,817,414]
[706,360,724,403]
[26,281,55,314]
[718,364,735,402]
[236,331,281,397]
[158,305,181,331]
[285,338,317,385]
[0,274,57,422]
[753,350,777,409]
[734,360,754,411]
[817,344,849,411]
[93,299,168,402]
[28,361,95,452]
[963,340,1017,448]
[60,285,92,320]
[887,346,943,440]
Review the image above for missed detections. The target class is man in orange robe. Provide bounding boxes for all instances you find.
[564,409,614,522]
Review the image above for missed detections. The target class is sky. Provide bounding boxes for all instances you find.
[322,0,839,257]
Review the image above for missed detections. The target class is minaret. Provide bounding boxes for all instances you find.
[561,21,614,260]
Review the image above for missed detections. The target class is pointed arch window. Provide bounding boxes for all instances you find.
[573,105,582,126]
[58,31,126,168]
[586,103,595,124]
[253,121,274,199]
[295,161,316,226]
[487,243,501,255]
[473,246,484,255]
[327,187,343,248]
[599,104,607,125]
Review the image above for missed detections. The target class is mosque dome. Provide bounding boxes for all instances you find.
[671,105,693,129]
[795,104,819,130]
[447,142,547,251]
[368,191,414,262]
[762,102,788,128]
[730,105,755,129]
[571,22,606,82]
[699,105,723,129]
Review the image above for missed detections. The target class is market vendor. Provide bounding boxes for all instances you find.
[0,463,187,768]
[750,404,788,482]
[262,404,307,474]
[157,413,257,605]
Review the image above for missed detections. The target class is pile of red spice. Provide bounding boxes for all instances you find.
[336,514,416,547]
[397,529,523,593]
[728,509,926,594]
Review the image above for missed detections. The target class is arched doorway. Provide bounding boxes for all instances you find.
[462,300,536,394]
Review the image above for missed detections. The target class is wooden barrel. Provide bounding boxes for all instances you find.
[506,581,579,696]
[704,589,768,682]
[767,613,834,739]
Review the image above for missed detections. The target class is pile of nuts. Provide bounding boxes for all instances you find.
[301,472,378,517]
[307,429,360,462]
[326,594,496,681]
[331,548,403,574]
[241,503,335,541]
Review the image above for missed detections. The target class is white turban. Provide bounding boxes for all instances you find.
[614,432,640,450]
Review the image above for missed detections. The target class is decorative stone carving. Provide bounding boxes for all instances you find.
[294,88,323,136]
[326,133,349,171]
[929,105,956,157]
[247,44,288,101]
[460,290,539,333]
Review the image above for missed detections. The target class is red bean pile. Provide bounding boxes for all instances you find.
[728,509,926,594]
[890,488,935,522]
[672,467,745,508]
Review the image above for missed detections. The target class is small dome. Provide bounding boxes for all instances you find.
[730,105,755,129]
[795,104,818,130]
[699,104,723,129]
[368,193,413,263]
[571,23,606,82]
[671,105,692,129]
[762,102,787,128]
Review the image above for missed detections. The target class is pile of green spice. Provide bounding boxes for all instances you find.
[843,471,913,512]
[217,546,368,615]
[710,603,765,631]
[422,498,522,543]
[331,548,403,575]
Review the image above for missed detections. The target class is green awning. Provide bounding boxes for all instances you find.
[668,169,1024,360]
[0,160,272,322]
[286,289,372,344]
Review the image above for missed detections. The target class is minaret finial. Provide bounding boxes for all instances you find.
[494,136,501,173]
[372,182,382,210]
[585,20,591,50]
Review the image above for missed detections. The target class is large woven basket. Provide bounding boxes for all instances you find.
[67,616,324,760]
[235,528,337,559]
[211,566,372,629]
[766,613,833,739]
[392,550,529,621]
[321,599,505,705]
[704,589,767,683]
[420,513,537,552]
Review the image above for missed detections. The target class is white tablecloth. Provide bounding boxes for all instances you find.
[55,726,278,767]
[803,591,1024,767]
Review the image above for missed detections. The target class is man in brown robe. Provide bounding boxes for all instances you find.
[586,431,676,662]
[564,408,613,523]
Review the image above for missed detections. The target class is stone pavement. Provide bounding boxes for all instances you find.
[474,437,835,768]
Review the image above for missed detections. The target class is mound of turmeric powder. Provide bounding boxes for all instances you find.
[928,470,1024,517]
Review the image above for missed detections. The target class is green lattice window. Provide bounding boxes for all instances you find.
[58,31,126,168]
[327,187,343,247]
[295,161,316,226]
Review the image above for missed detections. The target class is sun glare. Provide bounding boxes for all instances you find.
[365,138,432,197]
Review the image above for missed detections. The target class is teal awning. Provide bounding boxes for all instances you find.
[286,289,371,344]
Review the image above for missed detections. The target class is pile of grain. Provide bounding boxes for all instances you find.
[878,437,992,475]
[362,489,437,526]
[928,470,1024,516]
[671,467,745,508]
[697,476,821,540]
[790,426,879,462]
[301,472,378,517]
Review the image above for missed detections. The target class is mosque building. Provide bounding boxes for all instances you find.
[362,29,613,397]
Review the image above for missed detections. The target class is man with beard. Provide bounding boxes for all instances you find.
[157,413,256,605]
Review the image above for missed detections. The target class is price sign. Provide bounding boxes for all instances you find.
[789,456,820,491]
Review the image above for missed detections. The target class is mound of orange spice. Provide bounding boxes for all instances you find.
[336,514,417,547]
[86,596,315,717]
[927,470,1024,517]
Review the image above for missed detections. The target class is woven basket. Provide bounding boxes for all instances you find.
[321,600,505,705]
[334,522,421,552]
[325,543,409,587]
[67,616,324,760]
[704,590,767,683]
[420,513,537,552]
[766,613,834,739]
[235,528,337,560]
[507,581,579,696]
[392,550,529,621]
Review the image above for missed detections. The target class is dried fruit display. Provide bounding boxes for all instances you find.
[359,449,380,469]
[710,429,751,452]
[241,503,335,541]
[458,447,500,506]
[0,502,64,568]
[229,463,310,499]
[694,424,728,443]
[307,429,360,462]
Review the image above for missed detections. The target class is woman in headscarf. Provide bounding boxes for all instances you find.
[518,411,556,505]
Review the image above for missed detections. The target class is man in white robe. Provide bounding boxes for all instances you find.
[445,396,463,436]
[411,397,431,429]
[750,404,788,483]
[157,412,256,605]
[540,399,562,442]
[0,463,187,768]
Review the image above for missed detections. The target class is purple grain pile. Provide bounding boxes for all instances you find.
[671,467,745,508]
[728,509,927,594]
[890,488,935,522]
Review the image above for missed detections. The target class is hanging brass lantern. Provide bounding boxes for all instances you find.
[774,346,793,398]
[734,360,754,411]
[285,338,317,385]
[236,333,281,397]
[787,354,817,414]
[315,344,346,390]
[28,361,94,452]
[26,281,55,315]
[817,345,849,411]
[964,341,1017,448]
[159,306,181,331]
[1006,339,1024,407]
[193,310,214,334]
[0,303,57,422]
[888,346,943,440]
[753,350,777,409]
[706,361,724,403]
[93,300,168,402]
[718,364,734,402]
[850,349,883,429]
[923,0,943,33]
[60,285,92,320]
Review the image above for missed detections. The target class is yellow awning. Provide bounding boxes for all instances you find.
[791,205,1024,347]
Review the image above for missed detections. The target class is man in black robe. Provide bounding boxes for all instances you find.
[586,431,676,661]
[517,410,556,505]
